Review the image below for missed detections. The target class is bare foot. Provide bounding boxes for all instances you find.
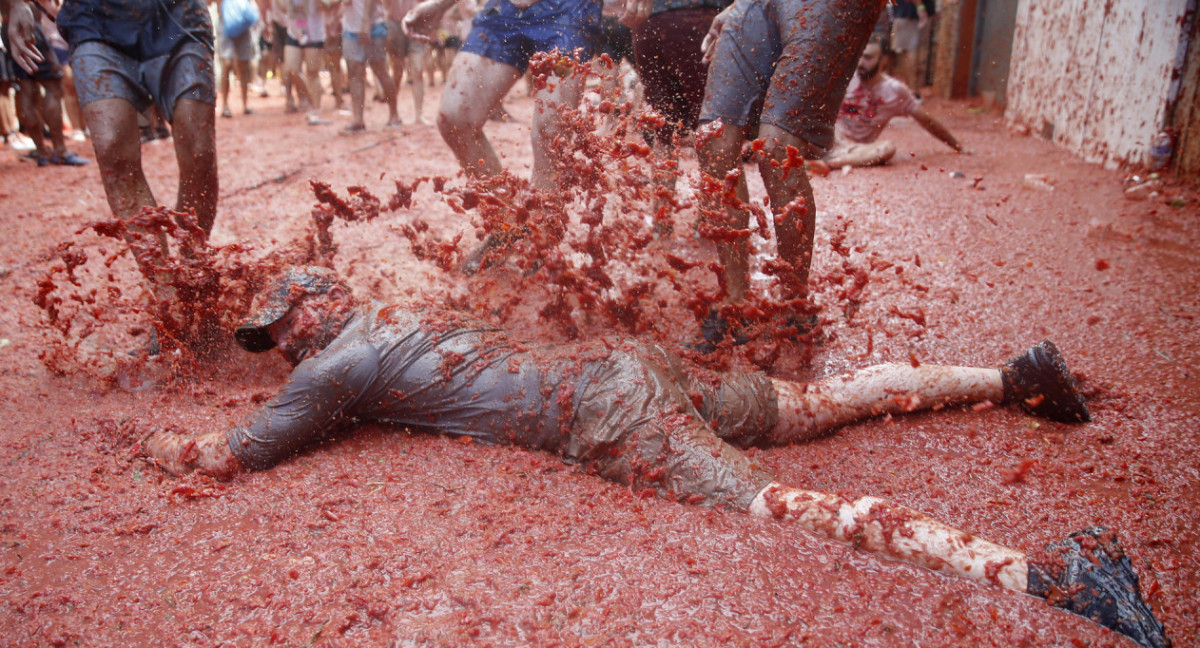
[384,118,403,129]
[144,430,242,479]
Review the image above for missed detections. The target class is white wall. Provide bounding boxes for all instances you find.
[1006,0,1191,168]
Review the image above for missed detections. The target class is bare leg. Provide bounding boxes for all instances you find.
[749,483,1028,591]
[235,59,252,113]
[325,45,346,110]
[437,51,522,178]
[303,47,324,121]
[367,56,400,126]
[768,364,1003,444]
[345,59,368,129]
[219,56,233,114]
[170,98,219,235]
[529,58,585,191]
[85,98,158,221]
[757,123,816,300]
[283,45,311,111]
[14,79,47,156]
[60,66,86,136]
[405,48,426,124]
[696,119,753,303]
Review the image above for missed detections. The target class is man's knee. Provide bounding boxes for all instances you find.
[89,117,141,168]
[696,119,742,169]
[171,101,216,158]
[437,103,480,141]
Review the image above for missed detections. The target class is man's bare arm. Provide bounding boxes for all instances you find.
[911,106,963,153]
[402,0,456,41]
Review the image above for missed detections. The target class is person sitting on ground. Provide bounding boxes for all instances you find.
[0,0,87,166]
[145,266,1168,648]
[4,0,215,241]
[826,36,964,169]
[341,0,400,132]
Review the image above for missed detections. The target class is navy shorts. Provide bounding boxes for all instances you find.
[700,0,883,151]
[462,0,601,74]
[71,40,216,122]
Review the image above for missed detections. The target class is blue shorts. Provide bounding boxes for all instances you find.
[71,40,216,122]
[700,0,883,151]
[462,0,601,74]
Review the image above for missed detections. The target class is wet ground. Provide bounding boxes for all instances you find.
[1,82,1198,647]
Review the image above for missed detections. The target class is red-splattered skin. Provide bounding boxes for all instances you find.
[1,62,1196,646]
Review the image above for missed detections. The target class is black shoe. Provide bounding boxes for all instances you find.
[689,308,748,354]
[1027,527,1169,648]
[1001,341,1090,423]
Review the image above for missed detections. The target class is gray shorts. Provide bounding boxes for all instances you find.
[343,31,387,63]
[72,40,216,121]
[219,30,255,61]
[891,17,920,52]
[699,0,883,151]
[567,344,778,511]
[385,20,428,58]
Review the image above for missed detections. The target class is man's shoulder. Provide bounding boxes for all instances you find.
[877,75,918,104]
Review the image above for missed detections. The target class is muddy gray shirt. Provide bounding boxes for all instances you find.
[227,303,595,469]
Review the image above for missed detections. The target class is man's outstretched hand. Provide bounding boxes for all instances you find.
[617,0,651,28]
[700,5,733,63]
[4,1,44,74]
[402,0,455,43]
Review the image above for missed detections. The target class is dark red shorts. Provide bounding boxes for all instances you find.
[632,8,719,142]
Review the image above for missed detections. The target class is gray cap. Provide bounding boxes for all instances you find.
[234,266,343,352]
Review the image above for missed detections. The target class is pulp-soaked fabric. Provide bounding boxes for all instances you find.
[699,0,884,151]
[227,302,779,509]
[71,40,216,119]
[569,345,776,510]
[632,7,722,143]
[58,0,214,60]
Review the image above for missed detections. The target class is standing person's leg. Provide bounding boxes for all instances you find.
[405,40,427,125]
[83,99,158,223]
[302,45,326,123]
[366,31,400,127]
[437,52,522,178]
[13,79,48,158]
[528,61,585,190]
[324,34,346,110]
[219,56,234,116]
[151,41,219,235]
[697,0,882,315]
[171,99,218,235]
[283,43,310,111]
[38,79,70,156]
[344,57,368,131]
[233,31,255,113]
[58,62,87,137]
[236,58,252,112]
